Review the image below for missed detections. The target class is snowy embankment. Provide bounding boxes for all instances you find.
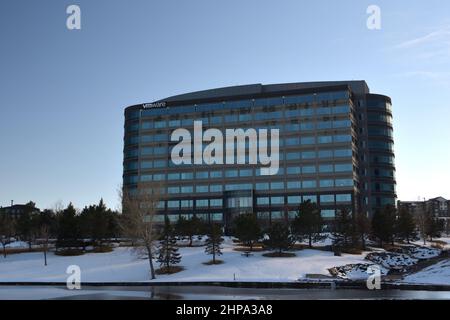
[402,259,450,285]
[0,238,369,283]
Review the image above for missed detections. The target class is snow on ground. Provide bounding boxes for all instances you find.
[365,252,418,271]
[0,238,369,283]
[329,263,389,280]
[5,241,29,249]
[402,259,450,285]
[399,246,441,260]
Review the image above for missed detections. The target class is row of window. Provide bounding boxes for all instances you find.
[126,91,350,120]
[127,119,352,137]
[125,162,353,176]
[257,193,352,205]
[124,175,355,190]
[149,209,337,223]
[129,105,351,130]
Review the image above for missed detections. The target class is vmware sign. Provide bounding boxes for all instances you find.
[143,102,167,109]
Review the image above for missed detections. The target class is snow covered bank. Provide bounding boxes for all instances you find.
[402,259,450,285]
[0,240,368,283]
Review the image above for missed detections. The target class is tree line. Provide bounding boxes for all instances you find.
[0,199,120,262]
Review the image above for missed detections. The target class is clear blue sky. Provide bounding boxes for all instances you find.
[1,0,450,210]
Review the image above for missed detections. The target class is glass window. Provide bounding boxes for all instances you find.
[181,185,193,193]
[287,166,301,175]
[287,181,301,189]
[154,120,166,129]
[288,196,302,204]
[316,107,331,115]
[181,172,194,180]
[317,121,332,130]
[318,150,333,158]
[303,195,317,203]
[140,147,152,156]
[320,195,335,203]
[319,164,334,173]
[210,184,223,192]
[141,161,153,169]
[225,169,239,178]
[169,119,181,127]
[301,136,315,145]
[333,105,350,114]
[210,199,223,207]
[302,166,316,174]
[239,169,253,177]
[321,209,335,218]
[211,213,223,221]
[141,174,152,182]
[285,137,299,146]
[255,182,270,190]
[196,199,209,208]
[318,136,333,144]
[196,185,209,193]
[167,200,180,209]
[336,194,352,202]
[180,200,193,208]
[334,149,353,158]
[302,180,317,188]
[141,121,153,130]
[257,197,270,205]
[333,120,351,128]
[320,179,334,188]
[168,172,180,180]
[271,196,284,205]
[302,151,316,159]
[286,152,301,160]
[153,173,165,181]
[167,186,179,194]
[335,163,353,172]
[271,211,283,219]
[334,135,352,143]
[153,160,166,168]
[270,181,284,190]
[210,170,222,178]
[335,179,354,187]
[300,122,314,131]
[196,171,209,179]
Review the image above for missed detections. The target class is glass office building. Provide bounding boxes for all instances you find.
[123,81,396,228]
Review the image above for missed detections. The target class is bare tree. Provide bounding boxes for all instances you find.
[0,214,16,258]
[36,209,55,266]
[119,182,164,280]
[416,210,428,245]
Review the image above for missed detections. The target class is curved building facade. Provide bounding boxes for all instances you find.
[123,81,396,228]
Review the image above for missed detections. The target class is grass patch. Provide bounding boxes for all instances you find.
[233,246,265,252]
[3,248,45,255]
[54,248,85,256]
[155,266,185,275]
[203,259,224,265]
[91,246,113,253]
[341,247,363,255]
[262,252,296,258]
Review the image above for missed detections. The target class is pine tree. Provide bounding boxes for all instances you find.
[204,223,224,264]
[355,211,371,250]
[426,214,443,242]
[263,222,295,254]
[396,207,417,243]
[175,216,203,247]
[233,213,261,251]
[157,216,181,272]
[291,200,325,248]
[56,203,83,249]
[371,204,396,247]
[331,207,355,249]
